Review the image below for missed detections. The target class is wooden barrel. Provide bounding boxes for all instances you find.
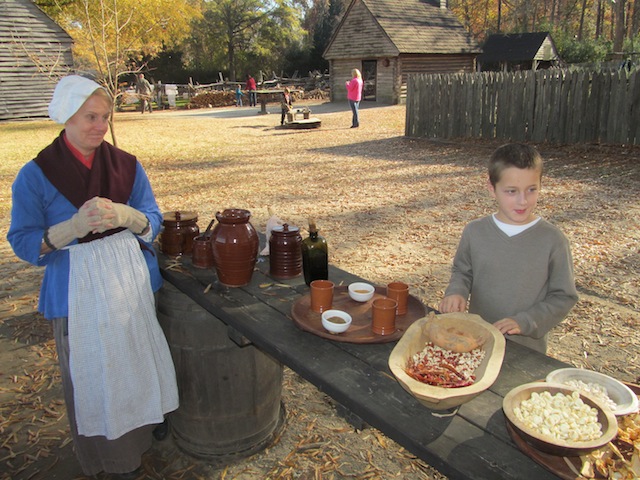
[157,281,284,463]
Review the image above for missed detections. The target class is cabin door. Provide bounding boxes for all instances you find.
[362,60,377,101]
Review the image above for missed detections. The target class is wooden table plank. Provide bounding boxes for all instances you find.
[159,255,563,480]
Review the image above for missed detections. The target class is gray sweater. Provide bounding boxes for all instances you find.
[444,216,578,353]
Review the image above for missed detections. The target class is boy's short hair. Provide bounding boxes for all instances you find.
[488,143,543,186]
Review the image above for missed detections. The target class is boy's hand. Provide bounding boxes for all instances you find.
[493,318,521,335]
[438,294,467,313]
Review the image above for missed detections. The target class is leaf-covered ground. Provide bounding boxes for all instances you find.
[0,101,638,479]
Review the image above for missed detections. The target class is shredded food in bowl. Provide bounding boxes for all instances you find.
[405,342,485,388]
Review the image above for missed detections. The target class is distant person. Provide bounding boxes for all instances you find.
[7,75,178,478]
[246,74,257,107]
[345,68,363,128]
[280,87,293,125]
[135,73,153,113]
[235,85,244,107]
[154,80,163,109]
[439,143,578,354]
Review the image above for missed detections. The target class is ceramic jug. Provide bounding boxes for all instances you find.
[210,209,259,287]
[161,211,199,256]
[269,223,302,279]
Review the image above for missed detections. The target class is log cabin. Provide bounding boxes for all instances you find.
[323,0,481,104]
[0,0,73,121]
[477,32,561,72]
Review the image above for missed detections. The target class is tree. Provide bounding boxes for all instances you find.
[449,0,639,64]
[304,0,346,71]
[37,0,201,144]
[189,0,304,82]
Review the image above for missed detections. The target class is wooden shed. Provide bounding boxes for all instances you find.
[323,0,481,104]
[0,0,74,121]
[476,32,561,72]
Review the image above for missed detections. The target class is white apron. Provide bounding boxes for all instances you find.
[67,230,179,440]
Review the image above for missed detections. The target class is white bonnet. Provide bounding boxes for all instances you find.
[48,75,108,124]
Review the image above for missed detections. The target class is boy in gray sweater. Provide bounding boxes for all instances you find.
[439,143,578,353]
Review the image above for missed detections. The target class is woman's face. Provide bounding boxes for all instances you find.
[65,94,111,157]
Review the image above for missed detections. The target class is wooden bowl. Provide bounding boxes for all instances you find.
[388,313,506,411]
[503,382,618,456]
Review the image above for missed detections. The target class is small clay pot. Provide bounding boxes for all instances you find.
[191,235,214,269]
[161,211,199,256]
[269,223,302,279]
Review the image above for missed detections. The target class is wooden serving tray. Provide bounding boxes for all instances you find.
[290,285,428,344]
[506,382,640,479]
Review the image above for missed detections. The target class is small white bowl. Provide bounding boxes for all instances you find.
[321,310,352,334]
[348,282,375,302]
[546,367,639,416]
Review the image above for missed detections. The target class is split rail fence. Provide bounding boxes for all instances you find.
[405,69,640,145]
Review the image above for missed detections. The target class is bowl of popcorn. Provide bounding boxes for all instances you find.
[503,382,619,456]
[545,367,639,416]
[388,312,506,411]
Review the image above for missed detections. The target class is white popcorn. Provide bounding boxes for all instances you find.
[513,390,603,442]
[563,379,617,412]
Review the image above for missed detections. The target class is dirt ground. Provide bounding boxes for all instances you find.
[0,101,638,480]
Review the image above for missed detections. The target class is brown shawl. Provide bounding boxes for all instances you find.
[35,131,137,242]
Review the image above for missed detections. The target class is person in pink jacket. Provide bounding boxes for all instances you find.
[345,69,363,128]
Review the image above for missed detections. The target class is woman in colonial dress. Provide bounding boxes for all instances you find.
[7,75,178,479]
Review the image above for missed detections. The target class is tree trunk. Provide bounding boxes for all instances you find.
[578,0,588,40]
[614,0,626,53]
[596,0,603,39]
[633,0,640,39]
[109,113,118,148]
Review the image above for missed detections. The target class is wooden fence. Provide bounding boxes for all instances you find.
[405,69,640,145]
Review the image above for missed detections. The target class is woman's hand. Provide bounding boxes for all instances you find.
[43,196,106,251]
[93,199,149,235]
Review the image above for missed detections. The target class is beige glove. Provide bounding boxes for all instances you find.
[45,197,104,249]
[98,201,149,235]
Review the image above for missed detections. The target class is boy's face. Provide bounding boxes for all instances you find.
[488,166,541,225]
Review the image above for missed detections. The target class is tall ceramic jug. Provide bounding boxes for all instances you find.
[211,209,259,287]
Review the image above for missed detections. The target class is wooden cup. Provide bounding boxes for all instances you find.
[387,281,409,315]
[310,280,334,313]
[372,297,397,335]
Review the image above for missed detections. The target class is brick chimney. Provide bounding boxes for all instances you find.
[440,0,447,8]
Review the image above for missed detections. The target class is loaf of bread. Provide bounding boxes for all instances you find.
[424,313,482,353]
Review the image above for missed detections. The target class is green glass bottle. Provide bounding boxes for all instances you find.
[301,218,328,286]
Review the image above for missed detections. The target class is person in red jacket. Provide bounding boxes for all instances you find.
[345,69,363,128]
[246,74,257,107]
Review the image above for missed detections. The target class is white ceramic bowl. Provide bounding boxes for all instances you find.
[348,282,375,302]
[321,309,352,334]
[503,382,618,456]
[546,367,639,416]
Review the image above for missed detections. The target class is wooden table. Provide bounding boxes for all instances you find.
[254,89,302,115]
[159,251,568,480]
[254,89,281,115]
